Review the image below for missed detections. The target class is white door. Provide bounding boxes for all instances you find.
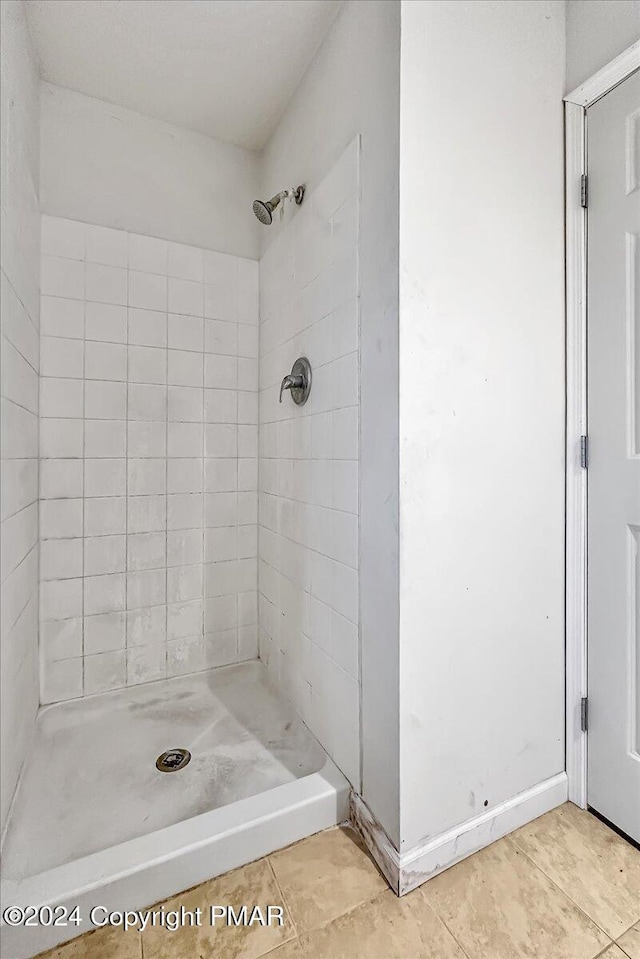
[587,69,640,844]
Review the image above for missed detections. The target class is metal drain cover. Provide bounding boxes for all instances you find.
[156,748,191,772]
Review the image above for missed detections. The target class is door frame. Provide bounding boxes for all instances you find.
[565,41,640,809]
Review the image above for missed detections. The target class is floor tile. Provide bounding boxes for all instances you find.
[512,804,640,939]
[602,946,632,959]
[618,922,640,959]
[261,941,305,958]
[141,858,294,959]
[269,825,387,933]
[300,888,467,959]
[36,926,141,958]
[422,836,609,959]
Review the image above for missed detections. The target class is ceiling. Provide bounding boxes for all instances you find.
[25,0,343,151]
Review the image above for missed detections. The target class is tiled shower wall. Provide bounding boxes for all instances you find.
[258,140,360,786]
[0,0,41,828]
[38,217,258,703]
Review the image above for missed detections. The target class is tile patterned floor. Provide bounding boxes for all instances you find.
[38,804,640,959]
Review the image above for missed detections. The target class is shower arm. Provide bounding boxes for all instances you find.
[268,190,289,208]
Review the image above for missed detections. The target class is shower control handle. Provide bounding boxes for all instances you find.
[279,357,312,406]
[279,374,303,402]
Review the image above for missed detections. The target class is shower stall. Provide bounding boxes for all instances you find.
[1,113,361,953]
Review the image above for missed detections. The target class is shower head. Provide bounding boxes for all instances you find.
[253,198,276,225]
[252,186,304,225]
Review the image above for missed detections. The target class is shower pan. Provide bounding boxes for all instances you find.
[2,665,347,958]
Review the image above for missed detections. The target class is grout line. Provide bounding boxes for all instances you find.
[506,835,621,942]
[416,885,474,959]
[0,392,40,419]
[2,327,40,378]
[593,944,620,958]
[265,858,298,941]
[1,263,41,342]
[201,295,206,666]
[0,497,39,530]
[80,278,86,697]
[164,291,169,682]
[616,929,639,958]
[124,281,130,685]
[35,249,43,707]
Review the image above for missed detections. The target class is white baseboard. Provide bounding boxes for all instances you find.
[352,772,568,896]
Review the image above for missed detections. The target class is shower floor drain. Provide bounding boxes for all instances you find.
[156,748,191,772]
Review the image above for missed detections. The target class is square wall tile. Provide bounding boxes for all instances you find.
[168,314,203,352]
[41,617,83,662]
[40,418,84,458]
[40,459,83,499]
[40,539,83,581]
[127,644,166,684]
[85,459,126,498]
[128,383,167,422]
[168,349,203,387]
[169,277,203,317]
[127,604,166,647]
[84,535,126,576]
[168,634,204,677]
[41,255,84,299]
[168,422,203,458]
[41,337,84,379]
[84,650,126,695]
[40,378,83,419]
[129,271,167,311]
[41,658,83,703]
[84,611,126,655]
[84,497,126,537]
[85,342,127,381]
[128,420,166,457]
[85,420,127,458]
[128,494,166,534]
[128,345,167,385]
[40,296,84,339]
[40,498,83,539]
[84,573,126,616]
[40,578,83,621]
[127,568,166,610]
[85,380,126,420]
[127,532,166,572]
[129,308,167,348]
[85,302,127,344]
[86,263,128,306]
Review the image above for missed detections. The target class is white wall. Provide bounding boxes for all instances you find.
[566,0,639,92]
[0,0,41,830]
[261,0,401,845]
[40,83,261,260]
[38,216,258,703]
[398,0,566,851]
[258,139,360,788]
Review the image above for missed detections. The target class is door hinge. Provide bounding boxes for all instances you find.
[581,697,588,733]
[580,174,588,208]
[580,435,589,469]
